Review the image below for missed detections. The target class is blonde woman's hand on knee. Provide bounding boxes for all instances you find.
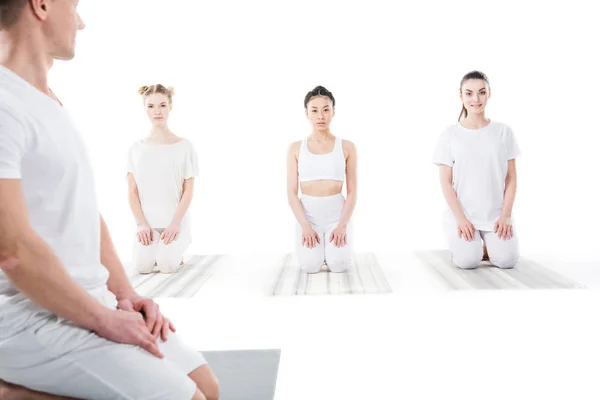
[457,217,476,241]
[329,224,347,248]
[161,222,180,245]
[137,222,153,246]
[494,215,513,240]
[301,224,320,248]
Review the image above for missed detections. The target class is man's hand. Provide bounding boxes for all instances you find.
[117,294,176,341]
[93,308,164,358]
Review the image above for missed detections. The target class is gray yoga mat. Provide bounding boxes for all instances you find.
[268,252,392,296]
[416,250,586,290]
[129,255,223,299]
[202,349,281,400]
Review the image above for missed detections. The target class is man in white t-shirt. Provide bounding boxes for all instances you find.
[0,2,218,399]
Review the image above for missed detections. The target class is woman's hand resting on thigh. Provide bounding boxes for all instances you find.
[137,222,153,246]
[301,223,320,248]
[494,215,513,240]
[329,224,347,248]
[161,222,180,245]
[457,216,476,241]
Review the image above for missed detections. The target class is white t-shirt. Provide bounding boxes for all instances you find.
[0,65,109,340]
[127,139,199,235]
[432,121,521,231]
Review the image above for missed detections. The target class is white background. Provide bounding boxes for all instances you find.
[50,0,600,263]
[33,1,600,399]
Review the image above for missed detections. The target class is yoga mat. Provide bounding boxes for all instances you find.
[415,250,586,290]
[129,255,223,298]
[268,252,392,296]
[202,349,280,400]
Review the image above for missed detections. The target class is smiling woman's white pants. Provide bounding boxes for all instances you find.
[295,194,352,273]
[133,228,190,274]
[443,213,520,269]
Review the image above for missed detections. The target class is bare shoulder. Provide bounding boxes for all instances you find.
[341,139,356,155]
[288,140,302,155]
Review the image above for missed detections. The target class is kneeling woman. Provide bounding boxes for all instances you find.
[433,71,520,270]
[127,84,199,273]
[286,86,358,273]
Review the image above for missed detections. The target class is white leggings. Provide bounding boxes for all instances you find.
[133,228,190,274]
[444,215,520,269]
[295,194,352,273]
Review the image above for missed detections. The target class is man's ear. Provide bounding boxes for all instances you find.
[31,0,51,22]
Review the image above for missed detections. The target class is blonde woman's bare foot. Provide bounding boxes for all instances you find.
[482,244,489,262]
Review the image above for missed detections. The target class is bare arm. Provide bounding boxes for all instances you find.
[127,173,147,226]
[337,140,357,227]
[101,214,135,300]
[286,142,311,228]
[171,178,195,224]
[0,180,107,331]
[439,165,467,221]
[501,159,517,217]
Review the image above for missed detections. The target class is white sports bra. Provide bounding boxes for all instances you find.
[298,136,346,183]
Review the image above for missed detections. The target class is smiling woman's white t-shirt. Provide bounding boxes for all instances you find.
[432,121,521,231]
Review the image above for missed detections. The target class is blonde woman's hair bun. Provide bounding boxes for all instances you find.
[138,84,175,105]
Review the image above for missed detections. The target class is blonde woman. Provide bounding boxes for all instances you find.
[128,84,199,274]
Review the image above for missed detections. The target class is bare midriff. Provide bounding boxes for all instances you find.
[300,180,344,197]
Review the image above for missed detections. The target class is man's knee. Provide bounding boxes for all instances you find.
[200,381,219,400]
[189,366,220,400]
[192,389,208,400]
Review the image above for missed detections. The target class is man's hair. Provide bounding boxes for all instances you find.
[0,0,29,30]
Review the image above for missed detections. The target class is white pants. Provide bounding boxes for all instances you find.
[0,288,206,400]
[295,194,352,273]
[444,214,520,269]
[134,228,190,274]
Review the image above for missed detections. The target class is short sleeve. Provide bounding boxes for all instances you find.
[184,141,199,179]
[127,145,135,175]
[505,126,521,160]
[0,109,27,179]
[432,128,454,167]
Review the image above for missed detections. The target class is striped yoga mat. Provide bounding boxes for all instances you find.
[268,253,392,296]
[129,255,223,299]
[416,250,586,290]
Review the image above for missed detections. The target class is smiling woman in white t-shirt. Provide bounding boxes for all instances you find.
[127,84,199,274]
[433,71,520,270]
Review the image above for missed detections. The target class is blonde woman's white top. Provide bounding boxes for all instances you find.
[127,139,199,233]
